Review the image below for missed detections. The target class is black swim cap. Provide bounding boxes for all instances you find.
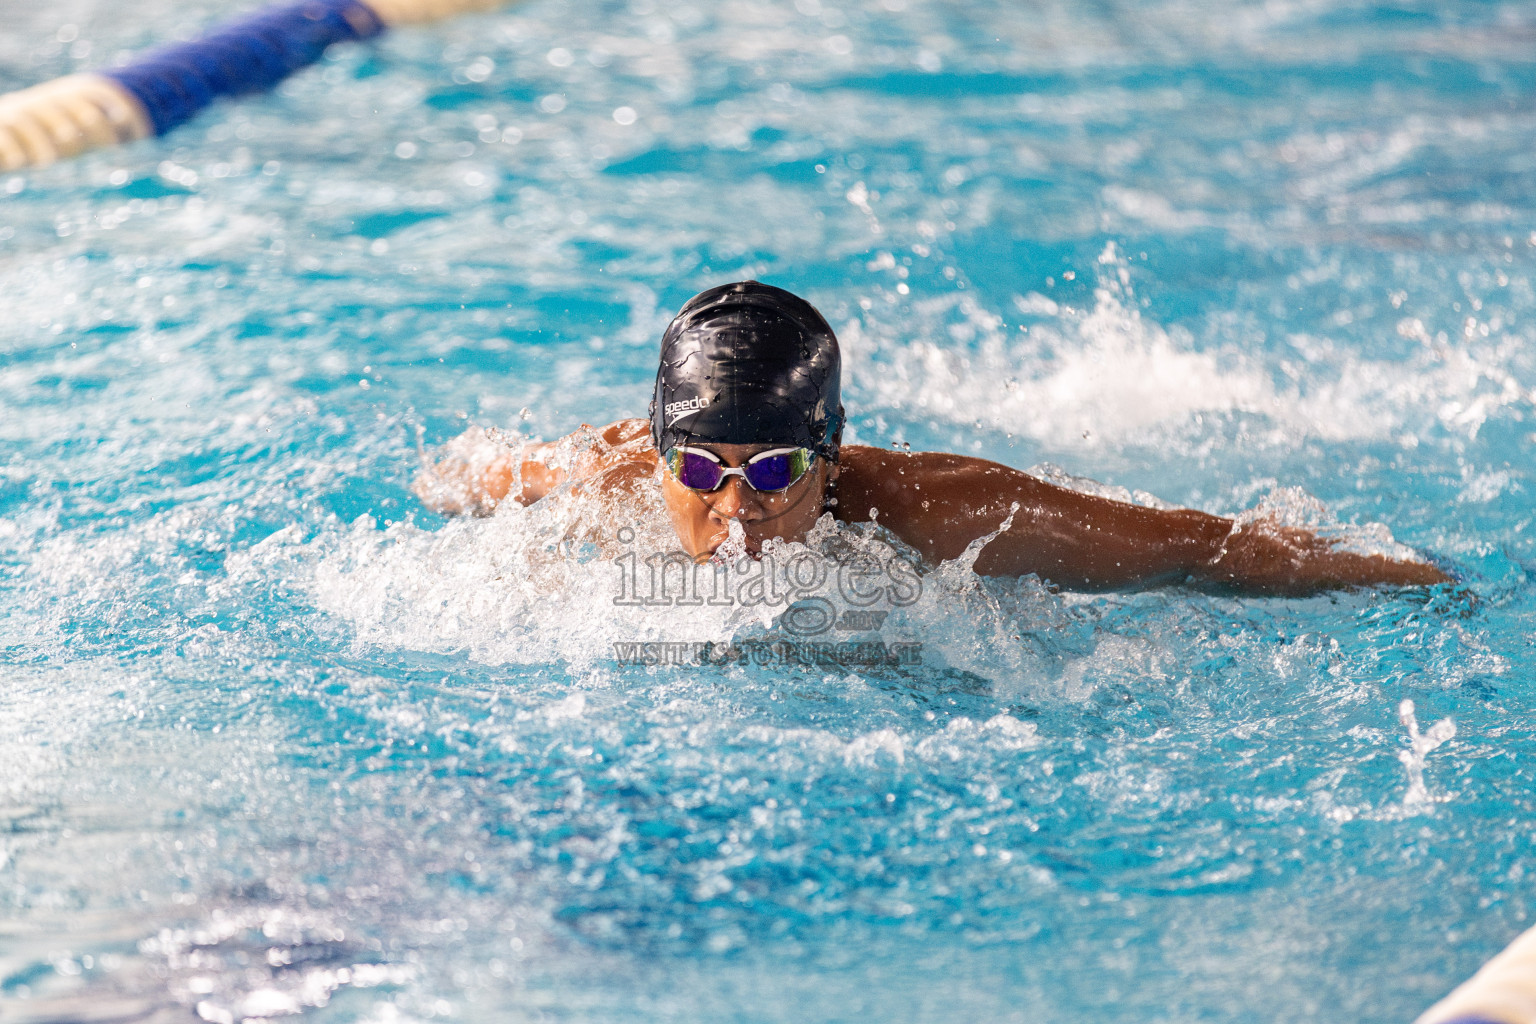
[649,281,843,457]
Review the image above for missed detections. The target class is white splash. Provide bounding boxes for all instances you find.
[239,476,1072,687]
[846,242,1534,450]
[1397,698,1456,806]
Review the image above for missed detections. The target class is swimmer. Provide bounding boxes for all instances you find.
[414,281,1450,596]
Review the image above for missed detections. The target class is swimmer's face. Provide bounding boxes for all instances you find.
[659,442,837,562]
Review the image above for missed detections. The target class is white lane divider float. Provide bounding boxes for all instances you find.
[1417,924,1536,1024]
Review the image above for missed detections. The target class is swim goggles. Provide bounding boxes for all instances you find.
[664,446,816,493]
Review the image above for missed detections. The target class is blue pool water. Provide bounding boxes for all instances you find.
[2,0,1534,1020]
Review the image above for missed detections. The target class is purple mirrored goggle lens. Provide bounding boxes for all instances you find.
[665,447,814,493]
[670,449,728,490]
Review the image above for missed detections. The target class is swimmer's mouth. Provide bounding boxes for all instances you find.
[702,534,764,561]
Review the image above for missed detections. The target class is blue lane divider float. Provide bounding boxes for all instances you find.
[0,0,512,170]
[102,0,384,137]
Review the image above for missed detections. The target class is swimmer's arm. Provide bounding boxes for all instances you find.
[412,419,651,516]
[836,448,1450,595]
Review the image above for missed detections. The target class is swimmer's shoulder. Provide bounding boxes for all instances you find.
[833,445,1056,527]
[597,418,652,447]
[833,444,932,522]
[590,418,658,486]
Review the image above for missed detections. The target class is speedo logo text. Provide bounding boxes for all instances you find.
[665,395,710,424]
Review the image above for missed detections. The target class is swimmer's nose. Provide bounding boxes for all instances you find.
[708,475,764,521]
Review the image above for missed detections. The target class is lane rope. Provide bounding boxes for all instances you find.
[1417,923,1536,1024]
[0,0,513,171]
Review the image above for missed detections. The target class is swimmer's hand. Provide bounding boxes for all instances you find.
[412,419,653,516]
[1197,519,1452,596]
[411,426,524,516]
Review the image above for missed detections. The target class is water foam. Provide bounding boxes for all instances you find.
[847,243,1534,451]
[235,437,1105,697]
[1396,698,1457,807]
